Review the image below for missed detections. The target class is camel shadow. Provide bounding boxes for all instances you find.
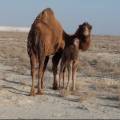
[1,85,29,95]
[2,78,31,87]
[101,104,120,109]
[6,69,29,76]
[46,89,80,103]
[0,78,30,96]
[98,95,119,101]
[98,95,120,109]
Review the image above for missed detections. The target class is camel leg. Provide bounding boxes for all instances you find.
[59,67,62,89]
[37,53,45,95]
[58,67,62,88]
[52,52,62,90]
[66,64,72,91]
[59,62,65,89]
[72,61,78,91]
[30,53,36,96]
[41,56,49,89]
[62,67,66,88]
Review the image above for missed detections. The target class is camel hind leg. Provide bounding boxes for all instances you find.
[66,63,72,91]
[37,36,46,95]
[37,55,45,95]
[52,51,62,90]
[41,56,49,89]
[72,60,79,91]
[62,67,66,88]
[30,53,37,96]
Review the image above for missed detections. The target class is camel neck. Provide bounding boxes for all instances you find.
[79,35,91,51]
[63,31,76,46]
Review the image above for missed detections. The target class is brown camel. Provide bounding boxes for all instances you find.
[27,8,92,96]
[59,22,92,91]
[27,8,64,95]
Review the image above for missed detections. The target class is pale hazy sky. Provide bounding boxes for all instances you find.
[0,0,120,35]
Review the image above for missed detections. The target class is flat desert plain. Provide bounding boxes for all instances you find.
[0,31,120,119]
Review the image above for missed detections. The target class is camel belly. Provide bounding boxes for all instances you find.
[44,40,64,56]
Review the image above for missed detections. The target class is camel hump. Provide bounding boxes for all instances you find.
[43,8,54,15]
[32,8,63,36]
[34,8,54,24]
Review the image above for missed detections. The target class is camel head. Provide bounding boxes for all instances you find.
[79,22,92,37]
[75,22,92,51]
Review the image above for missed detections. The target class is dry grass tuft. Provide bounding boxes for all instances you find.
[95,79,120,101]
[96,79,120,91]
[79,92,96,102]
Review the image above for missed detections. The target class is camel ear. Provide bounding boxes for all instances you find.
[74,38,79,48]
[89,25,92,30]
[79,25,82,29]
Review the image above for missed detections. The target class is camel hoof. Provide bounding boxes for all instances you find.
[53,86,58,90]
[66,87,69,91]
[29,91,36,96]
[72,88,76,91]
[36,91,44,95]
[35,85,38,88]
[41,86,45,90]
[53,83,58,90]
[58,87,61,90]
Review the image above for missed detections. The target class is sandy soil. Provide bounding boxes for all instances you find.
[0,31,120,119]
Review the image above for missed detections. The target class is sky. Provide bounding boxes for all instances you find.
[0,0,120,35]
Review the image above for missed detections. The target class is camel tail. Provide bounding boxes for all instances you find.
[35,31,45,66]
[27,29,33,57]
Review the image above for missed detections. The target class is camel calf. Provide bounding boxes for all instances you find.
[59,22,92,91]
[59,38,80,91]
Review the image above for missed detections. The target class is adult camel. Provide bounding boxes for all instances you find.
[27,8,92,96]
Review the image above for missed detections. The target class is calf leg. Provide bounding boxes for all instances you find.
[66,63,72,91]
[72,61,78,91]
[52,52,62,90]
[62,67,66,88]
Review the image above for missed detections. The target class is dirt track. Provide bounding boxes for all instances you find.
[0,31,120,119]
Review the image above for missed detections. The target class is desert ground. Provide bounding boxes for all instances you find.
[0,31,120,119]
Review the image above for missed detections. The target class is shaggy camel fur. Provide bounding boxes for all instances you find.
[27,7,92,96]
[59,22,92,91]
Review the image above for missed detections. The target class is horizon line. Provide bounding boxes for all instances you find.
[0,26,119,37]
